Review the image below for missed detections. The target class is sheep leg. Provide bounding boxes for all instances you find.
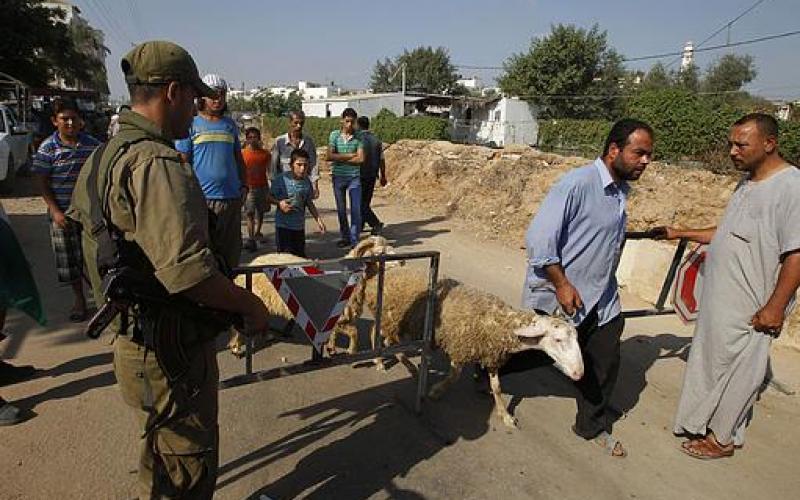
[326,330,339,356]
[372,325,387,371]
[428,361,463,400]
[488,368,518,429]
[345,326,359,355]
[228,329,247,358]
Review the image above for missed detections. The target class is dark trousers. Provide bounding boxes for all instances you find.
[276,227,306,257]
[572,311,624,439]
[495,309,624,439]
[360,176,381,229]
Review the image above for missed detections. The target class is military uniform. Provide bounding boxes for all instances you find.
[70,42,223,499]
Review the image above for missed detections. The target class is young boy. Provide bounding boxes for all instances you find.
[269,149,325,257]
[241,127,270,251]
[32,98,100,322]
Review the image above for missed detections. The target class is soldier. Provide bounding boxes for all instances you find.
[69,41,269,498]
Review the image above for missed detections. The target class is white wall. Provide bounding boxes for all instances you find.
[500,98,538,146]
[302,94,404,118]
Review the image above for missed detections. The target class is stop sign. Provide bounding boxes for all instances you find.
[673,244,708,323]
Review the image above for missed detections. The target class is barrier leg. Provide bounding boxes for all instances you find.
[416,255,440,414]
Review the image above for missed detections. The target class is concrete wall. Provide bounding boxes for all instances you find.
[302,94,404,118]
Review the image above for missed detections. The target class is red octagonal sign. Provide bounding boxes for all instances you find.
[673,244,708,323]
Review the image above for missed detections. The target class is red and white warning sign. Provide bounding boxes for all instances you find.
[267,264,364,352]
[673,244,708,323]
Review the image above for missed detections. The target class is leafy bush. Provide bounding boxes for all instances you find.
[261,114,448,146]
[538,119,611,157]
[538,88,800,168]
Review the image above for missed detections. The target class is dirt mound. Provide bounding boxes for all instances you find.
[383,140,737,246]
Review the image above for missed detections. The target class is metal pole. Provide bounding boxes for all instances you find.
[416,254,440,414]
[655,238,689,310]
[245,272,254,376]
[373,258,386,353]
[401,64,406,99]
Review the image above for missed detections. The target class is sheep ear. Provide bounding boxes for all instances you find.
[514,323,546,340]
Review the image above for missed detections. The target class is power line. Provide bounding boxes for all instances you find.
[665,0,769,68]
[624,29,800,62]
[125,0,147,40]
[455,27,800,70]
[81,0,130,49]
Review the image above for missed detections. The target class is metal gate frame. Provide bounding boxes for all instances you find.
[621,231,689,319]
[222,250,440,414]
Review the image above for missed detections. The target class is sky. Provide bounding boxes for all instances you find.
[71,0,800,102]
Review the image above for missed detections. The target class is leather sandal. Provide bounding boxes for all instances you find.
[680,435,734,460]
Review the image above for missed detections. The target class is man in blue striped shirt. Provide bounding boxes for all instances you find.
[523,119,653,458]
[328,108,364,248]
[32,98,100,322]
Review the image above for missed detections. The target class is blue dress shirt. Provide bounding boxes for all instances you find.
[522,158,629,327]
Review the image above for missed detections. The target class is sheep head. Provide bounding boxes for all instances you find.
[512,315,584,381]
[346,236,400,277]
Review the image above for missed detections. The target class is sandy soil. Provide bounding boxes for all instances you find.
[1,174,799,500]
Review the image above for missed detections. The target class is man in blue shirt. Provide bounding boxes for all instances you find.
[176,74,246,270]
[523,119,654,458]
[328,108,364,248]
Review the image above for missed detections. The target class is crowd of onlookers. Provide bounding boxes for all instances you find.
[0,72,388,426]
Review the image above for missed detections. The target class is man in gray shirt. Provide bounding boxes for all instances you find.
[271,110,320,198]
[656,113,800,460]
[356,116,387,235]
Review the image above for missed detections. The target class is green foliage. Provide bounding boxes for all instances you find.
[538,119,612,157]
[703,54,757,92]
[251,91,302,116]
[538,88,800,169]
[780,121,800,165]
[0,0,104,90]
[261,114,448,146]
[499,24,625,119]
[370,46,460,94]
[642,63,672,90]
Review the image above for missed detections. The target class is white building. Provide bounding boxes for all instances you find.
[302,93,404,118]
[450,97,538,147]
[681,41,695,71]
[457,76,482,89]
[268,86,297,99]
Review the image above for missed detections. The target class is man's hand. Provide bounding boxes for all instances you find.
[242,300,270,337]
[555,282,583,316]
[313,183,320,199]
[751,303,785,337]
[51,209,68,229]
[240,186,249,203]
[278,199,293,213]
[650,226,678,240]
[379,175,387,187]
[316,219,326,234]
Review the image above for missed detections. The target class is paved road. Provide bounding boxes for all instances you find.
[2,176,799,499]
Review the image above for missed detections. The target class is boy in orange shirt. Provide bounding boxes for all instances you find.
[242,127,271,251]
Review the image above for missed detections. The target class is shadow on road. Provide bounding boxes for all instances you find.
[218,376,491,500]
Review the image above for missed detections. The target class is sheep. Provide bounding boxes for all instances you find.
[229,237,394,356]
[337,267,584,428]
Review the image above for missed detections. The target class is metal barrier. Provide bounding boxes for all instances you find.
[223,250,441,414]
[621,231,689,319]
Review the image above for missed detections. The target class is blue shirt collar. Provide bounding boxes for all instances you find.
[594,157,629,194]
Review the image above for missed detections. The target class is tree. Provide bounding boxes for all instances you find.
[370,46,460,94]
[642,63,671,90]
[703,54,757,92]
[0,0,103,90]
[499,24,625,119]
[673,63,700,92]
[251,91,302,116]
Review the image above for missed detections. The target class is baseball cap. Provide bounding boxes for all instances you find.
[121,41,215,97]
[202,74,228,92]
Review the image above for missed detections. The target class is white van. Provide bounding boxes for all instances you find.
[0,104,32,193]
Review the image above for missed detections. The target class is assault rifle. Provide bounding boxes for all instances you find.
[86,267,243,381]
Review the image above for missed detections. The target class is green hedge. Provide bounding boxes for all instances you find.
[538,89,800,167]
[261,114,448,146]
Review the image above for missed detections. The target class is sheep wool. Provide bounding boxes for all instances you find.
[360,267,532,369]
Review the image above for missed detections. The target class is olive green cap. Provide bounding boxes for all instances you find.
[121,41,215,97]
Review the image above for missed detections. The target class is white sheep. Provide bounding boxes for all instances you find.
[229,237,393,356]
[337,267,584,428]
